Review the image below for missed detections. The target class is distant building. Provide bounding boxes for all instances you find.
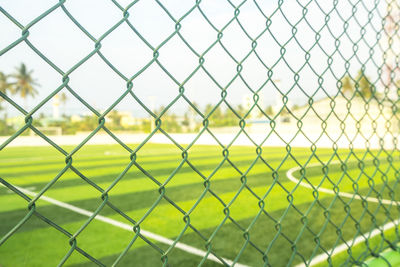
[119,111,141,127]
[103,111,144,128]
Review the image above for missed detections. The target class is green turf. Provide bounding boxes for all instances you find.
[366,250,400,267]
[1,144,399,266]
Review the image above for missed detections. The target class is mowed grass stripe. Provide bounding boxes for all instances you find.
[1,158,398,214]
[0,145,318,175]
[0,143,192,159]
[0,180,387,267]
[0,162,271,212]
[0,214,153,267]
[0,197,331,267]
[0,144,322,161]
[0,152,266,178]
[0,144,281,168]
[293,162,400,199]
[1,167,396,238]
[1,147,378,174]
[0,145,265,171]
[0,172,273,234]
[0,157,272,190]
[0,150,301,189]
[2,195,321,267]
[0,149,378,191]
[1,170,392,237]
[1,145,397,266]
[82,197,389,267]
[0,147,268,169]
[1,143,378,176]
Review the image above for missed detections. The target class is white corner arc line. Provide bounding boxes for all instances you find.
[286,162,400,206]
[286,162,400,267]
[5,185,249,267]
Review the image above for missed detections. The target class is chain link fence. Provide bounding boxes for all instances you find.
[1,0,400,266]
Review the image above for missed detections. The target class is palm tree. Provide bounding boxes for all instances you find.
[356,70,373,98]
[11,63,39,109]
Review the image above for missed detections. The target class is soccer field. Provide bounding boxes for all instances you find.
[1,143,399,266]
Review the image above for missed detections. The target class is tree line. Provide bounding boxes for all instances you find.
[0,64,382,135]
[340,70,376,98]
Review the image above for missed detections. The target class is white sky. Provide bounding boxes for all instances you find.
[0,0,389,118]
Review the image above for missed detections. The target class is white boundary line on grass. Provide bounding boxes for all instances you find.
[4,185,249,267]
[286,162,400,267]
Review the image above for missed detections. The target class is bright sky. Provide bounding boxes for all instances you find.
[0,0,388,118]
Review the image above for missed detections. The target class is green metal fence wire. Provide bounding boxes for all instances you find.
[1,0,400,266]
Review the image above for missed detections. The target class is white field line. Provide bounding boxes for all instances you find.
[6,186,36,194]
[6,185,249,267]
[286,162,400,267]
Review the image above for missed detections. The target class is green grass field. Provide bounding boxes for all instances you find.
[1,143,400,266]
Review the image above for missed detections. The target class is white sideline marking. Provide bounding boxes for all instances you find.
[286,162,400,267]
[6,185,248,267]
[5,186,35,194]
[287,163,400,206]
